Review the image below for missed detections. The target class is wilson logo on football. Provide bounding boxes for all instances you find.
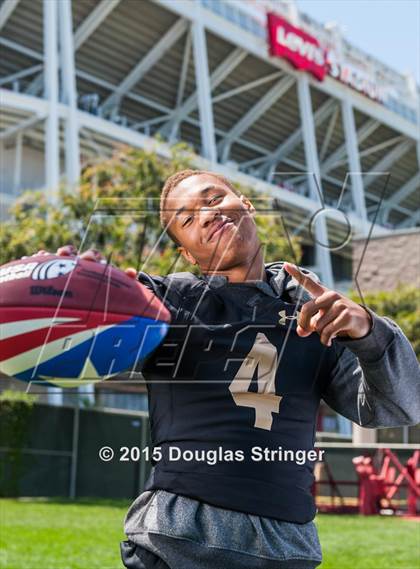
[31,259,77,281]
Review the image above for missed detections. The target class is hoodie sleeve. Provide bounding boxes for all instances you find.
[281,264,420,429]
[321,306,420,428]
[137,271,184,322]
[137,270,201,324]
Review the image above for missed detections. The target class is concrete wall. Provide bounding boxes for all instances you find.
[352,228,420,292]
[0,144,45,194]
[350,228,419,444]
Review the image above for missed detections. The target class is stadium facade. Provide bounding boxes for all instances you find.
[0,0,419,443]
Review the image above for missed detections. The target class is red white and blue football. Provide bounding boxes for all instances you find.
[0,255,171,387]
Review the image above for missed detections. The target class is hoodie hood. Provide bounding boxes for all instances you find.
[264,261,319,306]
[195,261,319,307]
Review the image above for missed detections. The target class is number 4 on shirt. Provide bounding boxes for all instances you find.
[229,332,282,431]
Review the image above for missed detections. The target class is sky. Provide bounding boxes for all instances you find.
[297,0,420,85]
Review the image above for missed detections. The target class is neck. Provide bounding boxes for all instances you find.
[201,244,267,283]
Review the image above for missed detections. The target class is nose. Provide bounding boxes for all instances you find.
[198,207,219,228]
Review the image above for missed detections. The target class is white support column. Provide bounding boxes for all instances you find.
[297,76,334,287]
[103,18,188,113]
[341,98,368,230]
[191,8,217,163]
[44,0,63,406]
[13,132,22,194]
[219,76,294,163]
[59,0,80,187]
[168,28,192,143]
[160,47,245,140]
[44,0,60,201]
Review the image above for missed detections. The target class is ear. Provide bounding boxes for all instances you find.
[177,246,197,266]
[240,194,256,216]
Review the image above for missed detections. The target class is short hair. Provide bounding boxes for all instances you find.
[159,169,241,244]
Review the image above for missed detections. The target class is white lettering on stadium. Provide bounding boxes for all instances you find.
[276,26,325,66]
[268,13,387,102]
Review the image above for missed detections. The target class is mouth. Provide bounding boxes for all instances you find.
[207,218,234,243]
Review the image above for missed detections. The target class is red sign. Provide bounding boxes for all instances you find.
[267,13,326,81]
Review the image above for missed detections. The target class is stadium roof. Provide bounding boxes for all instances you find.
[0,0,419,237]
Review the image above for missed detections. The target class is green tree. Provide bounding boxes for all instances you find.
[0,144,301,274]
[349,285,420,359]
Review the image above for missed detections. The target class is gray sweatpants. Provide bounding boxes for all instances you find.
[122,490,322,569]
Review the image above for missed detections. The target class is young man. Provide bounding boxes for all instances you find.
[55,169,419,569]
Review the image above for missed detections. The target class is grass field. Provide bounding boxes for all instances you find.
[0,499,419,569]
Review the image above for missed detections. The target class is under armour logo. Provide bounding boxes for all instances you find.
[278,309,300,326]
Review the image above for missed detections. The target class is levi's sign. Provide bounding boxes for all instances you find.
[267,12,326,81]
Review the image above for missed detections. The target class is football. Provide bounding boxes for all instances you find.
[0,254,171,387]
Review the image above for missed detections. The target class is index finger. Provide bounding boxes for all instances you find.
[57,245,77,256]
[283,262,327,298]
[79,249,105,263]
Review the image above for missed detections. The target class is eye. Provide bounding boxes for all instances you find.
[182,216,193,227]
[209,194,223,204]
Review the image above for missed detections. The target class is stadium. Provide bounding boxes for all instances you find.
[0,1,419,568]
